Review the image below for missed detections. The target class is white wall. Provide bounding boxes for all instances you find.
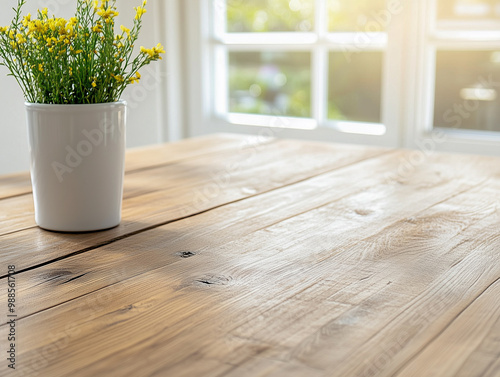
[0,0,168,175]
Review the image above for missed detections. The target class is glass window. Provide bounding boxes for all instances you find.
[218,0,388,135]
[434,50,500,132]
[437,0,500,21]
[229,52,312,118]
[328,0,389,32]
[328,51,383,123]
[226,0,315,32]
[196,0,500,155]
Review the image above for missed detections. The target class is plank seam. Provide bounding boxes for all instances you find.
[0,263,174,327]
[390,275,500,377]
[0,149,394,279]
[0,136,279,201]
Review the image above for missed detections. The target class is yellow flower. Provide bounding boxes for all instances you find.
[0,26,8,34]
[22,14,31,27]
[56,18,67,29]
[134,6,147,20]
[154,43,165,54]
[92,81,97,88]
[98,7,119,21]
[140,46,151,57]
[29,19,47,34]
[46,19,55,32]
[38,64,43,72]
[128,71,141,84]
[15,33,26,44]
[120,25,130,37]
[25,22,34,34]
[92,23,103,33]
[111,74,124,83]
[141,43,165,60]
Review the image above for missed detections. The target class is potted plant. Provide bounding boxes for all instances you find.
[0,0,164,232]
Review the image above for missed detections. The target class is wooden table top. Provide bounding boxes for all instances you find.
[1,133,499,377]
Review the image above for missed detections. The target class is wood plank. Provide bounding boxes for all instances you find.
[205,184,500,377]
[0,195,35,235]
[0,139,388,270]
[0,133,276,235]
[2,152,500,376]
[0,133,271,201]
[2,149,488,320]
[290,197,500,377]
[123,133,274,172]
[3,182,500,377]
[393,278,500,377]
[0,172,31,200]
[196,184,500,377]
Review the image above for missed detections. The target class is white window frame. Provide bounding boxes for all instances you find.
[181,0,500,155]
[405,0,500,155]
[184,0,406,147]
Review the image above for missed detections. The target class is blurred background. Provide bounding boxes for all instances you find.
[1,0,500,175]
[224,0,500,133]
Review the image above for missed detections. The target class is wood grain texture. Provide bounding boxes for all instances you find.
[0,138,387,270]
[1,134,500,377]
[0,133,271,201]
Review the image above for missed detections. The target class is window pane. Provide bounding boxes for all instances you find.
[434,50,500,132]
[328,51,383,123]
[226,0,314,32]
[229,52,311,118]
[437,0,500,21]
[328,0,390,32]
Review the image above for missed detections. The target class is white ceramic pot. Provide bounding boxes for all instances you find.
[25,101,127,232]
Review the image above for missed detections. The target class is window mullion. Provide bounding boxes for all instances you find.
[313,0,327,126]
[213,0,227,38]
[316,0,327,38]
[202,0,396,145]
[312,47,328,126]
